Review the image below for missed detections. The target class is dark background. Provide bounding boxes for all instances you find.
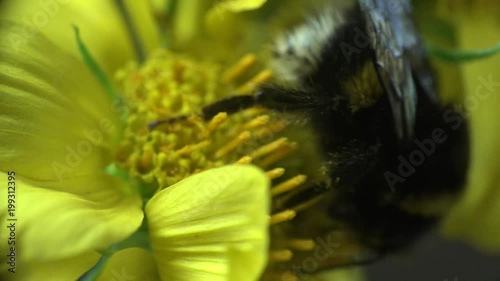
[367,229,500,281]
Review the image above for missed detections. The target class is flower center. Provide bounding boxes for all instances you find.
[114,50,329,280]
[114,50,288,188]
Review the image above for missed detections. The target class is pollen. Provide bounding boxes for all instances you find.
[114,50,328,281]
[114,50,307,191]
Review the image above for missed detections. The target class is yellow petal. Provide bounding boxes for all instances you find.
[97,248,160,281]
[170,0,211,47]
[146,165,270,281]
[177,0,266,52]
[0,21,121,181]
[211,0,267,12]
[0,172,143,261]
[0,251,100,281]
[440,8,500,251]
[0,0,160,78]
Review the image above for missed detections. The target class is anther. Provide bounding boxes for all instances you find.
[260,142,297,168]
[234,155,253,164]
[221,54,257,84]
[285,239,316,251]
[269,209,296,225]
[268,250,293,262]
[236,70,273,94]
[250,138,289,159]
[266,168,286,180]
[242,115,270,130]
[271,175,307,196]
[291,195,325,213]
[215,131,251,158]
[207,112,228,132]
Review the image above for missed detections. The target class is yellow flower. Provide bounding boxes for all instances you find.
[13,0,499,280]
[0,1,271,280]
[0,0,159,78]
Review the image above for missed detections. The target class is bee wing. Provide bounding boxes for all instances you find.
[358,0,424,143]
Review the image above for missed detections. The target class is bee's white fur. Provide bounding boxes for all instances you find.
[270,8,345,87]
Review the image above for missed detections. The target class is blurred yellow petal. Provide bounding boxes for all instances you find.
[0,21,121,181]
[0,251,101,281]
[172,0,207,46]
[0,173,143,261]
[0,0,160,77]
[212,0,267,12]
[146,165,270,281]
[97,248,160,281]
[173,0,266,48]
[148,0,170,15]
[440,7,500,252]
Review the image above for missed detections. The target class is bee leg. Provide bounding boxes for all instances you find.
[148,95,257,129]
[278,140,381,211]
[202,87,322,119]
[149,86,327,129]
[201,95,256,120]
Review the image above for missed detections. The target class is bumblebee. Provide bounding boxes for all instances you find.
[156,0,469,273]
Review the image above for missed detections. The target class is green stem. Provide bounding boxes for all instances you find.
[77,221,151,281]
[77,255,111,281]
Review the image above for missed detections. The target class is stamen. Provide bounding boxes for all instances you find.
[242,108,267,119]
[265,272,298,281]
[115,51,326,280]
[138,144,154,173]
[236,70,273,94]
[266,168,286,180]
[175,141,211,156]
[242,115,270,130]
[221,54,257,84]
[284,239,316,251]
[207,112,228,132]
[269,209,296,225]
[271,175,307,196]
[250,138,289,159]
[253,119,289,140]
[259,142,297,168]
[215,131,251,158]
[234,155,253,165]
[268,249,293,262]
[291,194,325,213]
